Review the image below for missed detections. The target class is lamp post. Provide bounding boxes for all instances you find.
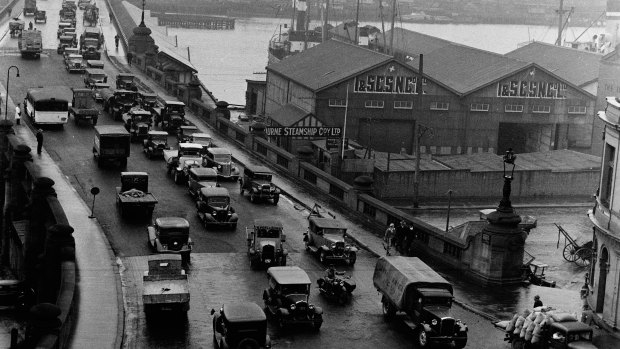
[5,66,20,120]
[498,148,517,213]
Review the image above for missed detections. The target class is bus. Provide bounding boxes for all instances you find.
[24,87,70,125]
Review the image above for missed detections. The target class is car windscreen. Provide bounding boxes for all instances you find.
[323,228,345,235]
[252,173,272,181]
[423,296,452,307]
[35,100,68,111]
[207,196,229,207]
[151,134,167,141]
[118,76,133,82]
[567,331,592,342]
[281,284,309,295]
[90,74,105,80]
[213,154,231,163]
[117,93,135,102]
[256,228,280,239]
[133,114,151,123]
[167,105,184,113]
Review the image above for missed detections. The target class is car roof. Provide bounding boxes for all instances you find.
[190,167,217,176]
[223,303,266,323]
[59,22,72,26]
[87,59,103,64]
[140,92,157,97]
[165,100,185,106]
[129,109,152,115]
[155,217,190,228]
[121,171,148,177]
[59,35,73,40]
[180,125,198,130]
[200,187,230,197]
[115,89,135,94]
[267,266,311,285]
[84,27,100,33]
[550,320,593,333]
[93,83,110,88]
[71,88,92,93]
[253,218,283,229]
[192,133,211,138]
[85,68,105,75]
[244,164,272,173]
[94,125,129,135]
[208,148,231,155]
[179,142,203,149]
[117,73,135,78]
[148,130,168,136]
[309,217,347,229]
[68,54,83,59]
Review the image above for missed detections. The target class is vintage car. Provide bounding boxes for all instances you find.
[80,38,101,60]
[122,107,152,141]
[190,132,212,151]
[164,142,203,177]
[78,0,91,10]
[202,147,240,181]
[57,21,73,38]
[147,217,193,264]
[65,53,85,73]
[34,10,47,23]
[246,219,287,269]
[62,47,80,59]
[303,206,357,266]
[239,164,280,205]
[138,92,158,111]
[57,35,75,54]
[187,167,218,200]
[177,125,200,144]
[143,130,169,159]
[86,59,104,69]
[212,303,271,349]
[116,73,138,91]
[154,100,186,130]
[83,68,107,88]
[102,89,138,121]
[174,157,202,185]
[263,266,323,330]
[90,82,109,103]
[196,187,238,229]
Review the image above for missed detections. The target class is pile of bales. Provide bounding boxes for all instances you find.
[503,307,578,345]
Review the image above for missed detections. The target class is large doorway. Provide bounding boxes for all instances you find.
[596,247,609,313]
[497,123,561,154]
[358,119,415,154]
[497,123,528,154]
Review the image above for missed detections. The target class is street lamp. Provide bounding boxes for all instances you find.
[498,148,517,213]
[5,66,20,120]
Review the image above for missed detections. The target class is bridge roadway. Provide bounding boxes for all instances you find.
[0,1,509,348]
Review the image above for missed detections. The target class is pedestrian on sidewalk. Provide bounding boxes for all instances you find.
[126,51,133,66]
[36,129,43,155]
[533,295,543,308]
[15,104,21,125]
[402,224,416,256]
[395,220,407,253]
[114,35,119,49]
[28,21,33,30]
[383,223,396,256]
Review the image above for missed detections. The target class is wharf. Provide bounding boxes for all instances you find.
[153,12,235,29]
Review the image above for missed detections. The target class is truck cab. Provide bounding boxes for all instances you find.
[155,100,186,130]
[143,130,169,159]
[83,68,107,88]
[116,73,138,91]
[103,89,137,121]
[122,107,152,141]
[93,125,130,168]
[69,88,99,125]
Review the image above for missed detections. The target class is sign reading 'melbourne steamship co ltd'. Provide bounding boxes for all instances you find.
[497,80,567,99]
[354,75,423,94]
[265,127,342,137]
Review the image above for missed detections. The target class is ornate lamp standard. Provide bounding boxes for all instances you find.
[5,66,20,120]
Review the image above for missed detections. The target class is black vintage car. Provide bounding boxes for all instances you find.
[247,219,287,269]
[263,266,323,330]
[239,164,280,205]
[196,187,238,230]
[304,212,358,266]
[147,217,193,264]
[143,130,169,159]
[212,302,271,349]
[122,107,152,141]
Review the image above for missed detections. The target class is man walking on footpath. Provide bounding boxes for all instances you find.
[36,129,43,154]
[114,35,119,49]
[15,104,21,125]
[126,51,133,66]
[384,223,396,256]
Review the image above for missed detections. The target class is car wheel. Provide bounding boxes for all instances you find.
[240,186,244,195]
[454,337,467,349]
[250,193,255,203]
[305,240,311,252]
[346,252,357,266]
[272,197,279,205]
[174,171,181,184]
[313,320,322,331]
[237,338,260,349]
[278,316,286,330]
[338,292,348,305]
[382,297,396,321]
[416,329,428,347]
[231,223,237,230]
[181,252,190,265]
[319,250,326,264]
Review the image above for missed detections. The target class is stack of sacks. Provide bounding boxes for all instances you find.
[513,310,530,336]
[505,309,577,345]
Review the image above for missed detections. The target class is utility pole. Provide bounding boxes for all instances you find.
[555,0,569,46]
[354,0,360,45]
[322,0,330,42]
[379,1,387,53]
[389,0,397,54]
[413,124,432,208]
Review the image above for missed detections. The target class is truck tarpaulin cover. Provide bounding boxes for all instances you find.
[373,256,453,310]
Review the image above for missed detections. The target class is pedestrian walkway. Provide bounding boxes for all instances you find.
[0,84,123,349]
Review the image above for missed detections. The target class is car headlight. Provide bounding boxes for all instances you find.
[212,211,217,215]
[290,304,296,311]
[227,212,232,216]
[331,243,336,249]
[162,244,168,250]
[431,319,438,326]
[217,165,222,169]
[309,305,315,310]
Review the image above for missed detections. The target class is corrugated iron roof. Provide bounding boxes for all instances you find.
[269,103,311,127]
[505,41,601,87]
[267,39,392,91]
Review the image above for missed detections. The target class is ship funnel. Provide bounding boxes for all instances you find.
[296,0,308,32]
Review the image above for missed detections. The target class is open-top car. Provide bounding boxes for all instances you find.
[202,147,240,181]
[143,130,169,159]
[147,217,193,264]
[212,302,271,349]
[303,204,357,266]
[196,187,238,229]
[122,107,152,141]
[239,164,280,204]
[263,266,323,330]
[247,219,287,269]
[187,167,218,200]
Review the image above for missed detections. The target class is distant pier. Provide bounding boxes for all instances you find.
[154,12,235,29]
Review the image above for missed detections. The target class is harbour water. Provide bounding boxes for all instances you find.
[165,17,601,106]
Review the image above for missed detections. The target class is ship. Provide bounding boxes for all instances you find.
[268,0,323,65]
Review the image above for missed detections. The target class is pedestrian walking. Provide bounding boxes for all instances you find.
[383,223,396,256]
[114,35,119,49]
[36,129,43,155]
[15,104,21,125]
[402,224,416,256]
[533,295,543,308]
[28,21,33,30]
[126,51,133,66]
[395,220,407,253]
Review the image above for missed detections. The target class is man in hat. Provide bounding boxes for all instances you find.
[36,129,43,154]
[384,223,396,256]
[534,295,543,308]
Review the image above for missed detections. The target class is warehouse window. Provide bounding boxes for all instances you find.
[430,102,449,110]
[394,101,413,109]
[532,105,551,113]
[365,100,384,109]
[470,103,490,112]
[568,106,587,114]
[505,104,524,113]
[329,99,347,107]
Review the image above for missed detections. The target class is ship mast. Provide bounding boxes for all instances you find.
[323,0,330,42]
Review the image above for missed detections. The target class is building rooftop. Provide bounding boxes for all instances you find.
[267,39,392,91]
[269,104,311,126]
[505,41,601,87]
